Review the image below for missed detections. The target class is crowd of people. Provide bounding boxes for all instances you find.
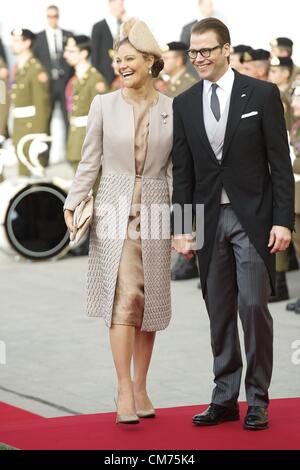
[0,0,299,314]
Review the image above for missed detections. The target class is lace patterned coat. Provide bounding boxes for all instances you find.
[64,90,173,331]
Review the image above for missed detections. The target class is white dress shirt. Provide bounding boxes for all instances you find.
[46,27,63,60]
[105,15,120,40]
[203,67,235,115]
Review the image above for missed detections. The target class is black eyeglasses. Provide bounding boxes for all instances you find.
[187,44,224,60]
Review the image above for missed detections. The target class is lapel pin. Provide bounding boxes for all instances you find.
[161,112,168,124]
[241,93,247,98]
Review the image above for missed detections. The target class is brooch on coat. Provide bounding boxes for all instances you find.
[161,112,169,124]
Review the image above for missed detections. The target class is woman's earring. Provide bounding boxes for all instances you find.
[148,68,152,75]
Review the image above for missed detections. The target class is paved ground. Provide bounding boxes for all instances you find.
[1,247,300,418]
[0,163,300,418]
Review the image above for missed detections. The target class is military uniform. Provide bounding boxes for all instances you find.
[286,95,300,312]
[164,69,197,98]
[290,118,300,256]
[269,57,295,131]
[66,65,107,171]
[280,90,293,132]
[0,57,9,183]
[0,57,9,142]
[11,56,51,176]
[272,98,298,299]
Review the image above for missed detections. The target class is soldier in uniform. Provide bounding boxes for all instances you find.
[268,57,299,301]
[162,42,198,98]
[241,48,270,81]
[0,57,9,183]
[270,37,300,84]
[269,56,294,131]
[286,84,300,313]
[269,56,294,94]
[63,35,108,173]
[0,56,9,146]
[10,29,51,176]
[270,37,294,59]
[64,35,108,257]
[230,44,252,73]
[268,56,300,274]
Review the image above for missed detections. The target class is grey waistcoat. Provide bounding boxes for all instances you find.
[203,88,231,204]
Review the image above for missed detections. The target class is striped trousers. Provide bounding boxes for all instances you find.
[202,204,273,408]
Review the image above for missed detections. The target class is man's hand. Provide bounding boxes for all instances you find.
[172,234,196,260]
[268,226,292,254]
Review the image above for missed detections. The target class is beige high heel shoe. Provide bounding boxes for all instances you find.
[136,408,156,419]
[114,397,140,425]
[135,394,156,418]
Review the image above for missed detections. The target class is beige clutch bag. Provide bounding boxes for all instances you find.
[70,195,94,245]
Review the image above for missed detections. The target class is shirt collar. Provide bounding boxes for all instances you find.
[204,67,235,94]
[46,26,62,35]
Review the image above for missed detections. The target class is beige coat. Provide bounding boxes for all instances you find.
[64,89,173,331]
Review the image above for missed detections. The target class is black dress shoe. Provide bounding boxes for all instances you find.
[286,298,300,312]
[192,403,240,426]
[244,406,269,431]
[171,255,199,281]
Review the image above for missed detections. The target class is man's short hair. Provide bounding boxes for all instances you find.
[47,5,59,13]
[191,17,231,46]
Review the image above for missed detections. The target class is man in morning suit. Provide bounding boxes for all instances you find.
[172,18,294,431]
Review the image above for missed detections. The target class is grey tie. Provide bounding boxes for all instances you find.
[211,83,221,121]
[53,32,59,57]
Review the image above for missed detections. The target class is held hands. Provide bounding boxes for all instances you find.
[268,226,292,254]
[64,209,75,241]
[172,234,196,260]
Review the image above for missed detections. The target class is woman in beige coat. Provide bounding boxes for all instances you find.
[64,19,173,424]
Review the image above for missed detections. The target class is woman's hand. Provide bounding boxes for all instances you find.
[172,234,196,260]
[64,209,75,240]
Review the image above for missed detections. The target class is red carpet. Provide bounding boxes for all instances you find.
[0,402,44,426]
[0,399,299,450]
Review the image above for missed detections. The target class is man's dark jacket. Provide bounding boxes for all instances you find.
[172,70,295,295]
[91,20,115,86]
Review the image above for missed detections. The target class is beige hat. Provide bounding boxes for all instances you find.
[119,18,162,58]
